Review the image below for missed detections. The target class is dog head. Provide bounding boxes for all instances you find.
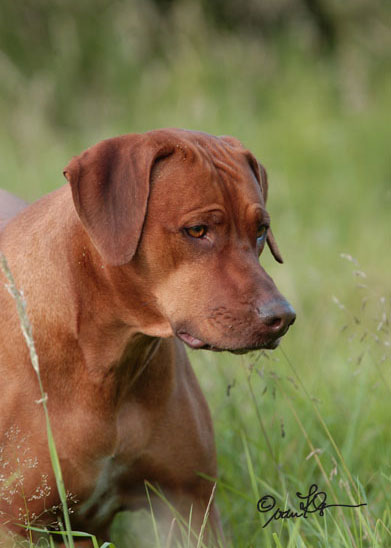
[64,129,295,352]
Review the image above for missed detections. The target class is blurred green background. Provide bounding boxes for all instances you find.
[0,1,390,546]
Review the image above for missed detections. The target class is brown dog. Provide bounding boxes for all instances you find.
[0,129,295,544]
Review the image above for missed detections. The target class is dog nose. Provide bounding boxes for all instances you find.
[258,300,296,336]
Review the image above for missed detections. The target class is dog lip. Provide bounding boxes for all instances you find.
[177,331,207,349]
[265,337,281,350]
[176,330,282,353]
[229,337,281,354]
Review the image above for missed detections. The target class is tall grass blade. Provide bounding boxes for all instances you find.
[0,253,75,548]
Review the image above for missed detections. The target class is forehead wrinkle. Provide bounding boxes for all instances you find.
[157,134,261,218]
[206,151,264,242]
[206,147,262,208]
[198,138,245,177]
[151,145,226,220]
[211,157,240,179]
[171,133,249,184]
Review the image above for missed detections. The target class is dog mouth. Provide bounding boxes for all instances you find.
[176,331,281,353]
[176,331,209,349]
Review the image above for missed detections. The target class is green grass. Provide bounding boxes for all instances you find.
[0,1,390,546]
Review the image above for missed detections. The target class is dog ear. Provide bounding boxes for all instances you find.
[64,134,174,266]
[244,151,284,264]
[256,162,283,264]
[220,136,284,264]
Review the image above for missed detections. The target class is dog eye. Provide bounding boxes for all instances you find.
[185,225,208,238]
[256,224,268,241]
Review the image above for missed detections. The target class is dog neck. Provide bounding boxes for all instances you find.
[67,230,169,388]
